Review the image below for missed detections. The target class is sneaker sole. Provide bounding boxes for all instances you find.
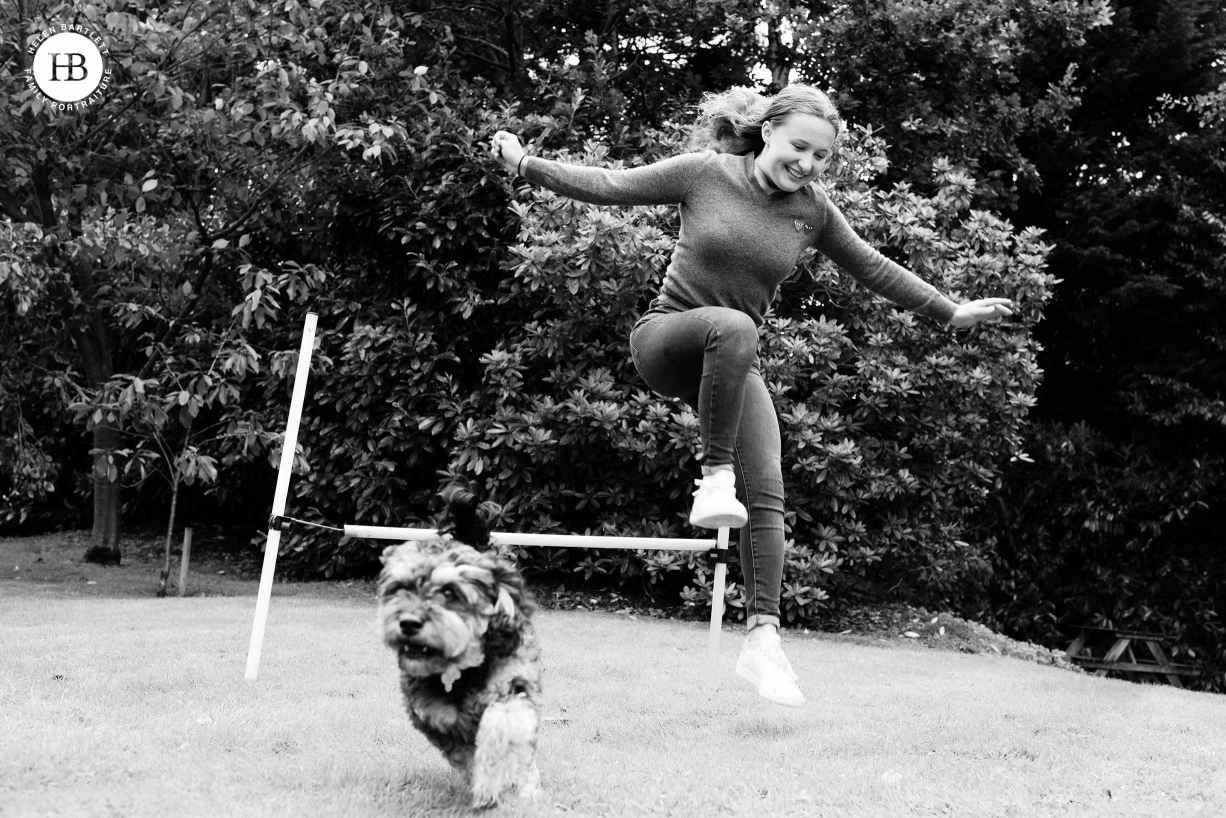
[689,511,748,529]
[735,662,805,708]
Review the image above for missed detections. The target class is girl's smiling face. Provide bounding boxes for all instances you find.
[752,113,838,196]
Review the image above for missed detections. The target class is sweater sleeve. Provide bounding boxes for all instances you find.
[813,195,959,324]
[520,151,712,207]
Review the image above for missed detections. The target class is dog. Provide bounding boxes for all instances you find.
[377,485,543,809]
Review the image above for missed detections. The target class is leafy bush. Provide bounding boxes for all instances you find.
[1,0,1053,624]
[773,130,1057,611]
[282,121,1054,624]
[970,419,1226,691]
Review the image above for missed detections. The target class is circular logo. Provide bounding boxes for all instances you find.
[26,24,112,111]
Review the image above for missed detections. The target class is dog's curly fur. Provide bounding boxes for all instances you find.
[377,485,542,809]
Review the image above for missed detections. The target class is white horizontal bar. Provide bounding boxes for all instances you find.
[497,532,717,550]
[343,524,718,551]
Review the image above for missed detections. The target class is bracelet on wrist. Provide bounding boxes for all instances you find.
[517,155,528,177]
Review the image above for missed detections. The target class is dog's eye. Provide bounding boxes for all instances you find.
[440,587,458,602]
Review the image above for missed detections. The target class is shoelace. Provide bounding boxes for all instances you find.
[753,631,795,676]
[766,641,795,676]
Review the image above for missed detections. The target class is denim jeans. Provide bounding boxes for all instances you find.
[629,306,785,631]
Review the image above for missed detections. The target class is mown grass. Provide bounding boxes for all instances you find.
[3,535,1226,817]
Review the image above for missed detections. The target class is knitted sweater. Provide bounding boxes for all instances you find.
[521,150,959,326]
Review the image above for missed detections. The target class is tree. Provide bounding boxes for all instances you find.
[978,0,1226,683]
[1,0,406,556]
[764,0,1114,208]
[1,0,776,551]
[397,0,763,130]
[1017,0,1226,445]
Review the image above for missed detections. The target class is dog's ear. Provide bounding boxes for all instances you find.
[380,544,400,564]
[494,587,515,619]
[484,564,532,661]
[479,556,536,661]
[483,611,523,660]
[489,559,536,620]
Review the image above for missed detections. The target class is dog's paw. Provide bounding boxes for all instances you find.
[467,776,539,811]
[469,792,499,811]
[518,764,542,801]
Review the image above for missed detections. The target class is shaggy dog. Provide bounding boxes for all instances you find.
[377,486,542,809]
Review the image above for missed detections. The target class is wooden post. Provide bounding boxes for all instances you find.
[178,527,192,597]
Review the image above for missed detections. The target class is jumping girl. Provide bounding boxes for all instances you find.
[490,84,1013,707]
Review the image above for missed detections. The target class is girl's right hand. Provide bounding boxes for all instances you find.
[490,130,526,175]
[949,297,1014,328]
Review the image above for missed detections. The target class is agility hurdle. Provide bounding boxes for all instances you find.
[244,312,732,681]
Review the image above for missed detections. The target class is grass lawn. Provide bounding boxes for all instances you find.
[2,532,1225,817]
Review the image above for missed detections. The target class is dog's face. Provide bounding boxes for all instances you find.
[377,539,530,690]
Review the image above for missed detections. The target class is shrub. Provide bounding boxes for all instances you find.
[321,123,1056,624]
[970,419,1226,691]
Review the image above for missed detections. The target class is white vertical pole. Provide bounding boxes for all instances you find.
[707,526,730,680]
[245,312,318,681]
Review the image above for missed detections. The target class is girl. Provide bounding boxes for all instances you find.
[490,84,1012,707]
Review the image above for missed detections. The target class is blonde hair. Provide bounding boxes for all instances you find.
[690,84,845,155]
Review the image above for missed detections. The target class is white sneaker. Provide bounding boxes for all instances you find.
[736,628,804,707]
[688,469,748,529]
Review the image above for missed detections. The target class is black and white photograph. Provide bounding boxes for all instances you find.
[2,0,1224,815]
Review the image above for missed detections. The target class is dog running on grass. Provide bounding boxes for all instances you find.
[377,485,542,809]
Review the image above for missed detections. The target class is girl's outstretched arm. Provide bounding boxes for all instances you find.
[489,129,705,207]
[813,192,1015,326]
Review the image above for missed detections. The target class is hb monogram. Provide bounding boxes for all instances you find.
[48,52,89,82]
[28,26,110,109]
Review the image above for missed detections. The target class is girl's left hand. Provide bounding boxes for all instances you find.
[950,298,1014,328]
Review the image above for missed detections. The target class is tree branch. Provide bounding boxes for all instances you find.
[135,249,214,381]
[209,143,319,242]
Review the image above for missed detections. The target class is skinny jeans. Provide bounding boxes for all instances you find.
[629,306,784,631]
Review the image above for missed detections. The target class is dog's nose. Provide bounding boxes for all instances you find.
[399,617,423,635]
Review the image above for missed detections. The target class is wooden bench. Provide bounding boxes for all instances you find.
[1066,626,1201,688]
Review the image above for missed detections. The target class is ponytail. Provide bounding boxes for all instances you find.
[690,87,771,155]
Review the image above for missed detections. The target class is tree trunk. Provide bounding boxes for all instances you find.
[89,421,123,563]
[157,474,180,597]
[69,260,122,561]
[762,15,792,90]
[501,0,523,95]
